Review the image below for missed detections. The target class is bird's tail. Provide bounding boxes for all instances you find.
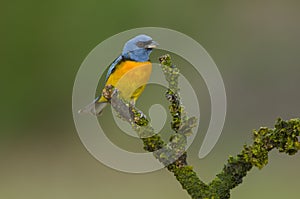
[78,97,108,116]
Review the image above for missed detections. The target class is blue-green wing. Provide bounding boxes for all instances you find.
[78,55,125,116]
[105,55,124,82]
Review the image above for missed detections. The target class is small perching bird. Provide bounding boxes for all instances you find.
[79,34,158,115]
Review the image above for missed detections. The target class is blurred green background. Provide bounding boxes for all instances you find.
[1,1,300,198]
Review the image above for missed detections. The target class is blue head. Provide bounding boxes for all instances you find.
[122,34,158,62]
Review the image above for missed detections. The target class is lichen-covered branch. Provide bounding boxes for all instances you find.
[102,54,300,199]
[102,54,208,197]
[159,55,210,198]
[209,118,300,199]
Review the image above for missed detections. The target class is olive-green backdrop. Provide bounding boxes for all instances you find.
[1,1,300,198]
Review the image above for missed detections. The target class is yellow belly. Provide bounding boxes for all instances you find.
[100,60,152,102]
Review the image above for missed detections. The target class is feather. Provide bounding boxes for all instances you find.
[78,96,108,116]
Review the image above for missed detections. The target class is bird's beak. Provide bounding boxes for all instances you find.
[145,41,159,49]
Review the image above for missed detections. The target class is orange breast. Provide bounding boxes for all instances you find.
[101,60,152,102]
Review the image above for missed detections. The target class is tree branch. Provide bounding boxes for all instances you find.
[102,54,300,199]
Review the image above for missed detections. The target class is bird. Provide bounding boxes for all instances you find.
[79,34,158,116]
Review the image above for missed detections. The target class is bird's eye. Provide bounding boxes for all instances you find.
[136,40,153,48]
[136,41,144,48]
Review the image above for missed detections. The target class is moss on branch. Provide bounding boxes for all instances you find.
[102,54,300,199]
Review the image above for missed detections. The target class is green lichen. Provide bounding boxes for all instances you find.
[159,54,180,92]
[105,54,300,199]
[209,118,300,199]
[272,118,300,154]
